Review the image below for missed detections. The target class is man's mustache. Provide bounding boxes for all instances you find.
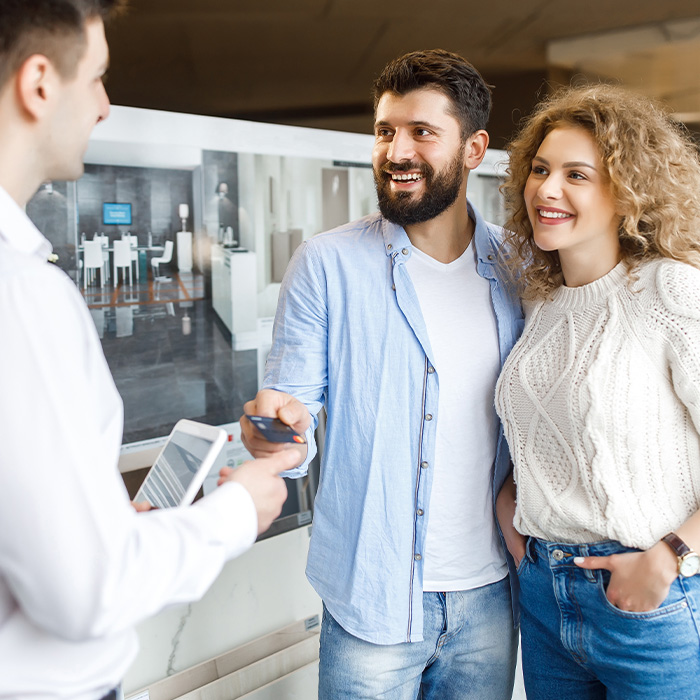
[379,162,430,175]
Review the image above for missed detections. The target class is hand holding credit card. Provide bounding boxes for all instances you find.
[246,415,307,444]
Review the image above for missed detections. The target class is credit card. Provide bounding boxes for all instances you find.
[246,415,306,444]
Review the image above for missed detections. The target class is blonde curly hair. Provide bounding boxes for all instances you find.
[501,84,700,298]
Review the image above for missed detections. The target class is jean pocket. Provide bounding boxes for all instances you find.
[597,572,689,620]
[516,554,530,576]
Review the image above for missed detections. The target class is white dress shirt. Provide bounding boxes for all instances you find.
[0,186,257,700]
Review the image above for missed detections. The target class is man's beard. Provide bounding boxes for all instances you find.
[374,144,466,228]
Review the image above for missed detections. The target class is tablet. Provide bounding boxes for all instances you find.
[133,419,227,508]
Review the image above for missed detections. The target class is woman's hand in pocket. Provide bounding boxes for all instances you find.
[574,544,678,612]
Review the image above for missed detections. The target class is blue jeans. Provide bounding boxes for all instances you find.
[318,576,518,700]
[518,537,700,699]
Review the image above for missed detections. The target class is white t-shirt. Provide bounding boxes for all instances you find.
[406,241,507,591]
[0,186,257,700]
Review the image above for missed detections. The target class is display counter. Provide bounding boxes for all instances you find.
[211,244,257,349]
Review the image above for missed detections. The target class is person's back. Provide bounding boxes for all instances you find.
[0,3,293,697]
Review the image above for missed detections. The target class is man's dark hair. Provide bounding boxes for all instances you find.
[0,0,123,90]
[372,49,492,138]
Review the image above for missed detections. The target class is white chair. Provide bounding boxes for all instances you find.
[123,233,140,281]
[151,240,174,280]
[113,238,133,286]
[83,239,106,290]
[94,233,110,282]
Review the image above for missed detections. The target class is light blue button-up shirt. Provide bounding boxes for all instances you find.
[264,202,524,644]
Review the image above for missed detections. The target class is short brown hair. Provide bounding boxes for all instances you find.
[372,49,492,138]
[501,84,700,298]
[0,0,123,90]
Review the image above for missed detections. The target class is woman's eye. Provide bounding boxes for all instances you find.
[531,165,547,175]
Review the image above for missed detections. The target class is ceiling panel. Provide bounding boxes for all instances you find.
[104,1,700,140]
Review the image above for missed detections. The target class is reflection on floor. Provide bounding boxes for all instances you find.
[83,271,205,308]
[82,273,258,445]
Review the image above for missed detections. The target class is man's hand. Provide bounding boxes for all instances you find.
[574,543,678,612]
[240,389,311,464]
[218,450,299,534]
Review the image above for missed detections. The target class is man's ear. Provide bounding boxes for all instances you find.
[16,54,56,120]
[463,129,490,170]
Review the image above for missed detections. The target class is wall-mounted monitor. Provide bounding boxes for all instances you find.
[103,202,132,225]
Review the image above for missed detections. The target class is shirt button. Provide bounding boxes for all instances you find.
[552,549,565,561]
[420,461,429,469]
[427,366,435,374]
[424,414,433,421]
[392,284,396,291]
[402,248,408,255]
[417,508,424,516]
[487,254,494,261]
[414,554,422,561]
[387,244,393,251]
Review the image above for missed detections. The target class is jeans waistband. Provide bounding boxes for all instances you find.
[524,537,640,567]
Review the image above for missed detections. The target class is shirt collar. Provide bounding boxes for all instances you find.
[469,199,498,265]
[0,185,53,260]
[380,217,412,257]
[380,197,496,263]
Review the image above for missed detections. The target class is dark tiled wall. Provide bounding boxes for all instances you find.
[26,181,77,276]
[77,164,194,247]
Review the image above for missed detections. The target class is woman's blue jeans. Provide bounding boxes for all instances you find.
[518,537,700,699]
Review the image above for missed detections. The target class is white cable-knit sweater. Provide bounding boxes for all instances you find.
[495,258,700,549]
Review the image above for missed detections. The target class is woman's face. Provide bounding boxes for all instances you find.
[524,126,621,270]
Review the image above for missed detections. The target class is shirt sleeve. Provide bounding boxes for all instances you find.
[263,240,329,477]
[0,264,257,642]
[657,261,700,434]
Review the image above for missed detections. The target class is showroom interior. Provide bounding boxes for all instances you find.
[23,1,700,698]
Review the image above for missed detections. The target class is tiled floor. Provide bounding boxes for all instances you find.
[82,272,258,445]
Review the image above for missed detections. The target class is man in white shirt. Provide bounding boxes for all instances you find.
[0,2,296,698]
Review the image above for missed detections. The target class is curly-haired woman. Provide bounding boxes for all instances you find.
[495,84,700,699]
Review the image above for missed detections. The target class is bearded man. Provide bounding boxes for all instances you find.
[241,49,524,700]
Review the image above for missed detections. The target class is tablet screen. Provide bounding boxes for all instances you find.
[135,429,218,508]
